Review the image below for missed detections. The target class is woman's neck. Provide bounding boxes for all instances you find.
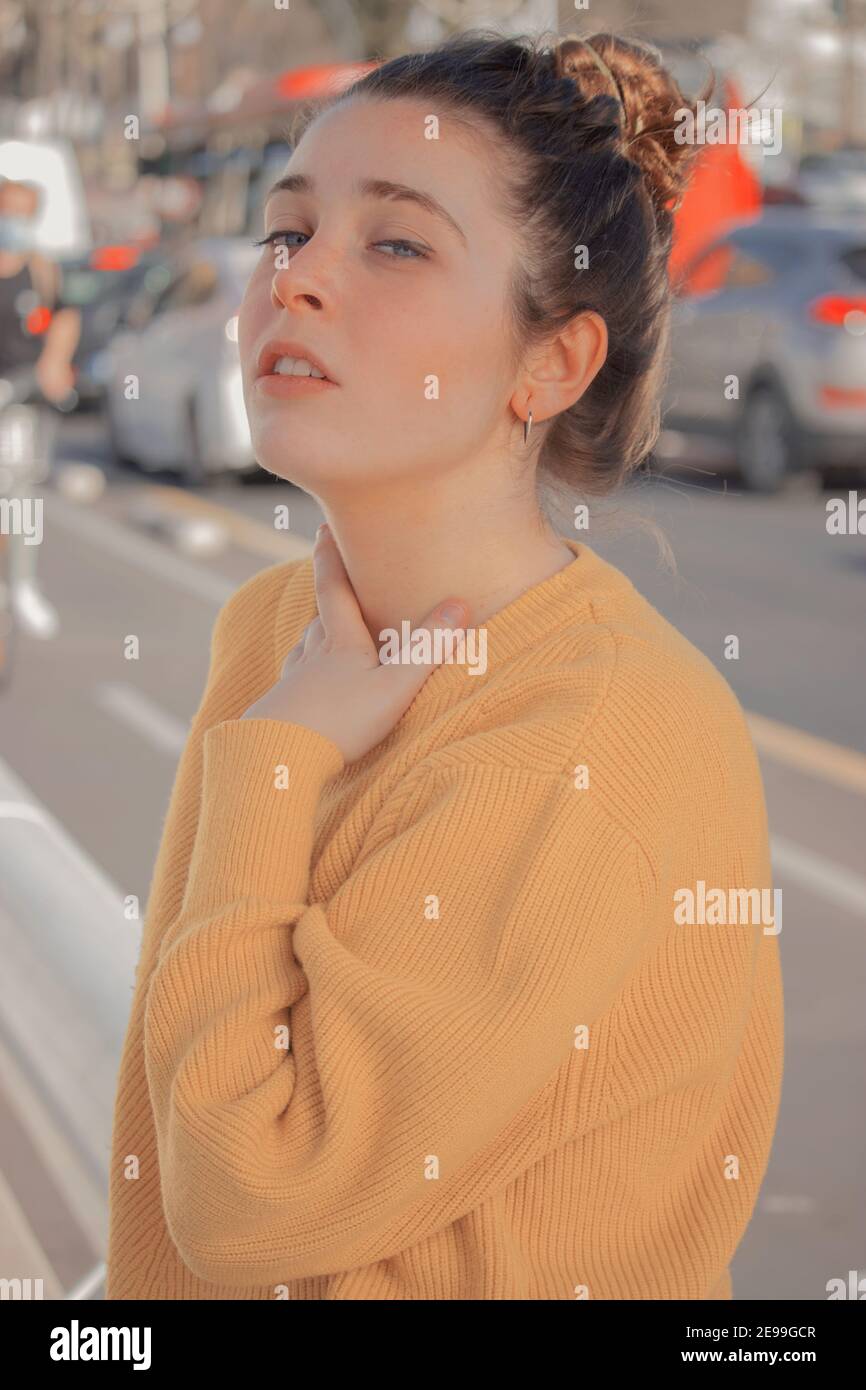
[315,501,574,653]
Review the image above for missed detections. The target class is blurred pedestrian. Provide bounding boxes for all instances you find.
[0,176,81,638]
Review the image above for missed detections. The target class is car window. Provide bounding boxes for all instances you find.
[124,288,163,329]
[721,249,775,289]
[123,265,176,328]
[839,245,866,281]
[154,260,219,313]
[57,267,105,307]
[679,240,779,298]
[732,231,807,273]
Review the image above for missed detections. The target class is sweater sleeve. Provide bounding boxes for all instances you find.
[143,716,656,1287]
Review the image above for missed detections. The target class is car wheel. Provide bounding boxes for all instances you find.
[735,386,796,494]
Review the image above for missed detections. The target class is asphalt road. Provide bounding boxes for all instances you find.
[0,411,863,1301]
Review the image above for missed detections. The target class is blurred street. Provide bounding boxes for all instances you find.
[0,0,864,1310]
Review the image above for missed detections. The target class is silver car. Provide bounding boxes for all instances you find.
[661,209,866,491]
[104,237,259,484]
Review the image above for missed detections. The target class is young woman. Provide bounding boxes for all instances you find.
[106,29,783,1301]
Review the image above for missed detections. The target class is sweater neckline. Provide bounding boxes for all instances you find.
[391,538,626,720]
[279,538,634,729]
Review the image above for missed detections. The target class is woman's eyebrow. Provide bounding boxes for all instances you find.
[264,172,467,246]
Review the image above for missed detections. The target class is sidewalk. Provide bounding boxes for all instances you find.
[0,754,137,1300]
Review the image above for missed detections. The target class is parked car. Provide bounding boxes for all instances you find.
[796,150,866,213]
[663,209,866,491]
[104,237,259,483]
[58,246,175,407]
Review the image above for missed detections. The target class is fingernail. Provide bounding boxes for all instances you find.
[439,602,464,625]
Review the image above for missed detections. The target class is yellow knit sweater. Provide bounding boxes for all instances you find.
[105,537,784,1300]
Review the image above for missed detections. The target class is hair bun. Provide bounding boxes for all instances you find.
[553,32,703,229]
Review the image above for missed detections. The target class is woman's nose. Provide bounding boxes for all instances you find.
[270,244,335,312]
[271,272,322,311]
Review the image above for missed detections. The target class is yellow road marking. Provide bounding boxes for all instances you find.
[138,483,313,562]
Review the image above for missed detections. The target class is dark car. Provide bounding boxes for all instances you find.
[662,209,866,492]
[58,246,175,407]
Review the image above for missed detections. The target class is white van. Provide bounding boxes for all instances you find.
[0,137,91,256]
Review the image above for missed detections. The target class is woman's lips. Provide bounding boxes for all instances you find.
[253,373,339,398]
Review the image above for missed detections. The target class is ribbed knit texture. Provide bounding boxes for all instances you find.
[105,538,783,1300]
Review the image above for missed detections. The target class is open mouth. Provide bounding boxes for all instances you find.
[267,356,332,382]
[256,344,337,384]
[254,367,338,398]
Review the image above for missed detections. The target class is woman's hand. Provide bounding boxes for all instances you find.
[240,525,467,763]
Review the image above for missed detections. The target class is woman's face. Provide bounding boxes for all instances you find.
[238,96,523,495]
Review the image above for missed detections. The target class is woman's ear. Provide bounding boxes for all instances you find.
[565,310,609,399]
[514,310,608,425]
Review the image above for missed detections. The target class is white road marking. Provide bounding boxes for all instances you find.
[45,490,235,605]
[761,1195,816,1214]
[771,833,866,918]
[0,801,50,825]
[94,682,188,755]
[65,1262,106,1300]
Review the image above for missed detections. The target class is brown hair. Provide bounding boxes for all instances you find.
[290,28,712,511]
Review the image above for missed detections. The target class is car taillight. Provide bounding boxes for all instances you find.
[819,385,866,407]
[808,294,866,331]
[90,245,140,272]
[25,305,53,334]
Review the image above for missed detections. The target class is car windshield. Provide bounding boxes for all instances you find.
[839,245,866,281]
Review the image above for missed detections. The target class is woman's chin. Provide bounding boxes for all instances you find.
[251,452,347,492]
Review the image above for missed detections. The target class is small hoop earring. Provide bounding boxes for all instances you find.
[523,409,533,446]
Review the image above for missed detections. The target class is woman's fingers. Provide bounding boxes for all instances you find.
[307,524,468,717]
[257,530,470,758]
[378,598,468,701]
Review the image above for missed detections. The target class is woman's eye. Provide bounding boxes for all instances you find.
[252,231,429,261]
[252,230,308,250]
[373,239,430,260]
